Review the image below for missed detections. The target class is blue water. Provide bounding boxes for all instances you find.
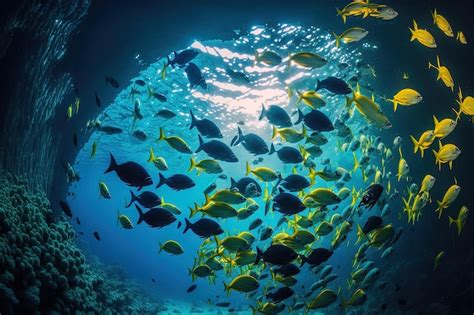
[66,20,471,313]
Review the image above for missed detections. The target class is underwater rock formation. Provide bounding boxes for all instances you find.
[0,172,163,314]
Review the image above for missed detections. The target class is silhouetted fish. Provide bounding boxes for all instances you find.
[196,136,238,162]
[231,127,269,155]
[156,173,195,191]
[269,144,303,164]
[93,231,101,241]
[316,76,351,95]
[189,109,222,138]
[105,154,152,190]
[183,218,223,238]
[59,201,72,218]
[185,63,207,89]
[126,190,161,208]
[105,76,119,88]
[259,104,292,127]
[135,205,177,228]
[295,109,334,132]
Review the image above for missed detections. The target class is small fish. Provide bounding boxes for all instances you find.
[433,251,444,270]
[448,205,469,236]
[385,88,423,112]
[93,231,101,241]
[187,284,197,293]
[59,201,73,218]
[432,9,453,37]
[155,109,176,119]
[98,181,111,199]
[105,76,119,88]
[118,214,133,229]
[95,91,101,107]
[428,55,454,91]
[255,50,282,66]
[456,31,467,44]
[73,133,78,148]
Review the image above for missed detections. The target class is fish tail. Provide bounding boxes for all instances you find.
[189,109,196,130]
[420,148,425,158]
[158,127,166,142]
[449,216,462,236]
[183,218,192,234]
[126,190,137,208]
[271,125,279,140]
[269,143,276,155]
[435,200,443,218]
[196,135,204,153]
[254,247,263,265]
[456,31,460,41]
[332,32,340,48]
[355,224,363,245]
[147,147,155,162]
[135,204,144,225]
[299,254,307,267]
[158,243,163,253]
[295,108,304,125]
[104,153,117,173]
[352,152,359,172]
[410,135,419,154]
[433,115,439,127]
[230,177,237,190]
[432,149,439,168]
[156,173,167,188]
[146,85,152,99]
[432,9,437,24]
[315,79,323,93]
[189,157,197,172]
[245,161,252,176]
[258,103,266,121]
[233,127,244,146]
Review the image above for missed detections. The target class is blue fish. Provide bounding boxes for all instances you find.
[185,63,207,90]
[316,76,351,95]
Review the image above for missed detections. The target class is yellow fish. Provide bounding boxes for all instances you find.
[410,130,435,158]
[272,125,307,143]
[409,19,437,48]
[432,140,461,170]
[296,90,326,109]
[435,181,461,218]
[287,52,327,69]
[385,88,423,111]
[158,127,193,154]
[346,84,392,129]
[332,27,369,48]
[432,9,453,37]
[433,251,444,270]
[453,87,474,120]
[90,140,98,159]
[117,213,133,229]
[245,161,279,182]
[428,55,454,91]
[336,1,373,24]
[148,147,168,171]
[433,115,457,139]
[99,180,111,199]
[189,157,223,175]
[448,205,469,236]
[66,104,73,120]
[419,174,436,195]
[397,147,409,182]
[456,31,467,44]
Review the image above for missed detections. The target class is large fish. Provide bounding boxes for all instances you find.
[105,154,152,190]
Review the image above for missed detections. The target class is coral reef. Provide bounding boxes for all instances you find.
[0,172,164,314]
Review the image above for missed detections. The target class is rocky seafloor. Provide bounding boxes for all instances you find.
[0,172,166,314]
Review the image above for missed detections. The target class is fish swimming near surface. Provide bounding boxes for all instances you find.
[269,144,303,164]
[185,63,207,90]
[259,104,292,127]
[189,109,223,138]
[231,127,269,155]
[105,154,152,190]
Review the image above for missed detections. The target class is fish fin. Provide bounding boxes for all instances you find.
[258,104,266,121]
[183,218,192,234]
[189,157,197,172]
[332,32,340,48]
[104,153,117,173]
[271,125,279,140]
[135,204,144,225]
[196,135,204,153]
[158,127,166,141]
[410,135,419,154]
[436,55,441,68]
[156,173,167,188]
[245,161,252,176]
[295,108,304,125]
[189,109,196,130]
[433,115,439,127]
[147,147,156,162]
[126,191,136,208]
[269,143,276,155]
